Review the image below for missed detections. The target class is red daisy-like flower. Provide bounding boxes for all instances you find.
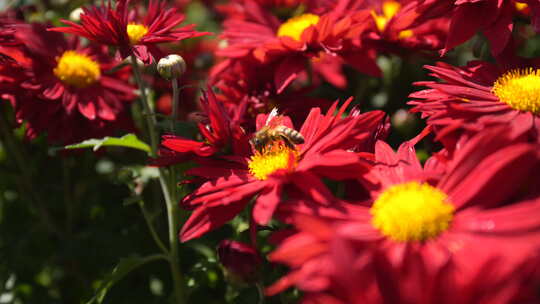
[156,89,249,163]
[0,23,134,144]
[406,0,540,55]
[177,100,387,242]
[211,58,333,127]
[409,60,540,148]
[50,0,209,64]
[364,0,450,53]
[216,0,380,93]
[267,127,540,303]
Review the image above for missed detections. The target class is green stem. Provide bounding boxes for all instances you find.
[256,283,266,304]
[130,55,158,155]
[170,78,180,133]
[138,201,169,255]
[129,56,185,303]
[165,180,184,302]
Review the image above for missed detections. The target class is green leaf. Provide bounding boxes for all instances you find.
[87,254,167,304]
[64,134,150,154]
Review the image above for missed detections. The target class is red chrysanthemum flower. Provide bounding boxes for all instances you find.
[50,0,209,64]
[267,127,540,303]
[216,0,380,93]
[409,60,540,148]
[211,58,333,127]
[178,100,387,242]
[0,23,134,144]
[363,0,450,53]
[407,0,540,55]
[217,0,313,20]
[156,89,248,163]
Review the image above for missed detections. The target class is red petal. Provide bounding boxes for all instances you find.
[274,55,305,93]
[446,143,537,209]
[442,2,496,54]
[180,200,249,242]
[290,171,335,205]
[253,183,282,225]
[78,99,96,119]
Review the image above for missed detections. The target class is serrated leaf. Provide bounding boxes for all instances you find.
[64,134,150,154]
[87,255,166,304]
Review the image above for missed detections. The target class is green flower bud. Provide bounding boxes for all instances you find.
[157,54,186,80]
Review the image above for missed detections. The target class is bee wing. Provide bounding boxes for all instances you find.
[265,108,279,126]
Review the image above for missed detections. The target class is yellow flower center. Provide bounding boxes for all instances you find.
[371,0,401,32]
[515,2,528,11]
[248,143,298,180]
[127,23,149,44]
[277,13,320,41]
[53,50,101,88]
[398,29,413,39]
[492,68,540,114]
[370,182,454,242]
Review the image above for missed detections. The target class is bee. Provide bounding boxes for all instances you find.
[250,109,305,152]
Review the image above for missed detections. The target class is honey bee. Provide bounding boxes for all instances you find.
[250,109,305,152]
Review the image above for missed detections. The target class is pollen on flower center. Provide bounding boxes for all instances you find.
[53,50,101,88]
[515,2,528,12]
[248,143,298,180]
[492,68,540,114]
[127,23,149,44]
[370,182,454,242]
[277,13,320,41]
[371,0,401,32]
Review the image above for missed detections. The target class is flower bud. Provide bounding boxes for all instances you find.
[217,240,263,285]
[157,54,186,80]
[69,7,84,22]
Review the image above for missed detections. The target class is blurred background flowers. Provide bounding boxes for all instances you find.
[1,0,540,303]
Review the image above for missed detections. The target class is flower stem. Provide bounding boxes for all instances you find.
[166,180,184,303]
[130,56,159,154]
[170,78,180,133]
[129,56,185,304]
[256,283,266,304]
[139,200,169,255]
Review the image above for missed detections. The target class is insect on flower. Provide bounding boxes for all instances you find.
[250,108,305,152]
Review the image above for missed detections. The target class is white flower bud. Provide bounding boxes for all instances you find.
[157,54,186,80]
[392,109,415,128]
[69,7,84,22]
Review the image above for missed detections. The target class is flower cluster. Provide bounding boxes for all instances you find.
[51,0,209,64]
[2,0,540,302]
[0,22,135,144]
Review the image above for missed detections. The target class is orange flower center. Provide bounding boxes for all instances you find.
[277,13,320,41]
[127,23,149,44]
[248,143,298,180]
[492,68,540,114]
[53,50,100,88]
[370,182,454,242]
